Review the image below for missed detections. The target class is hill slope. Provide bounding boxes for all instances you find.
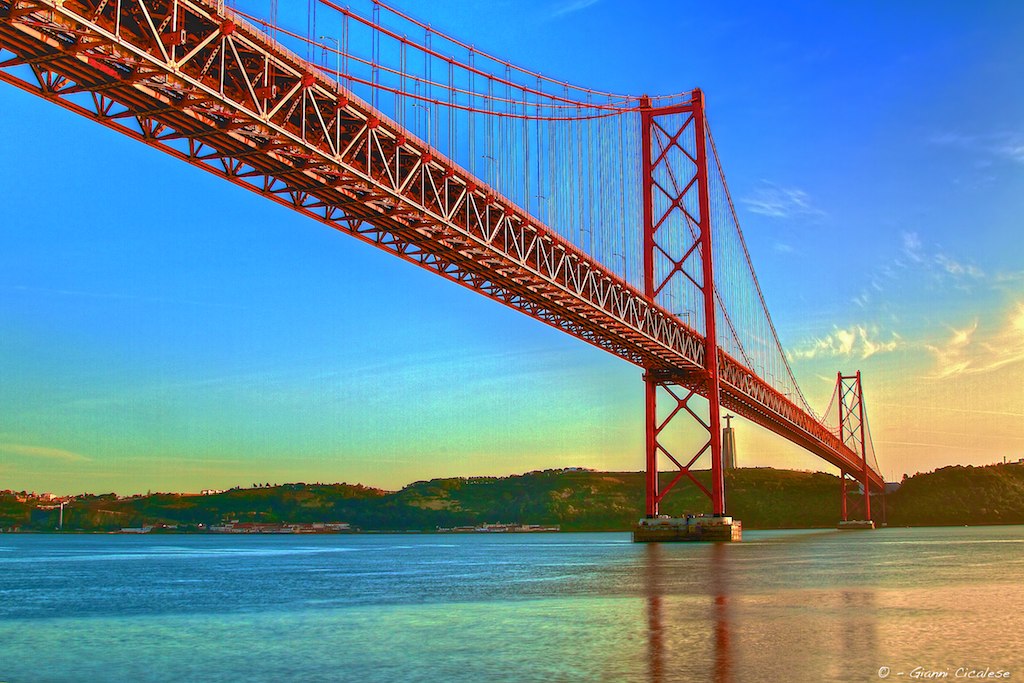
[886,463,1024,526]
[5,463,1024,532]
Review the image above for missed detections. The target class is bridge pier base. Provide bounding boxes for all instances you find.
[837,520,875,530]
[633,515,742,543]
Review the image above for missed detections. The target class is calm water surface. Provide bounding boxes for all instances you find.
[1,527,1022,682]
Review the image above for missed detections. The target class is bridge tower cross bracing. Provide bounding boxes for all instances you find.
[640,88,726,518]
[838,371,872,521]
[0,0,886,533]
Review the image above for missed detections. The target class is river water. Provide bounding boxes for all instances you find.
[1,526,1022,682]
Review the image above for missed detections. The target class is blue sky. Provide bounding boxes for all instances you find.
[1,0,1022,494]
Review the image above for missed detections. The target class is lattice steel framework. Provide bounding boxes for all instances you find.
[838,371,873,521]
[0,0,885,500]
[640,91,725,516]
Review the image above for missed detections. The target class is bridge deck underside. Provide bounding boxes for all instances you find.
[0,0,883,490]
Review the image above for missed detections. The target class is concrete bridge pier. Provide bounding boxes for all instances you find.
[633,515,742,542]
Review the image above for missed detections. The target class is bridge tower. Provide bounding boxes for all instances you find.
[837,371,876,529]
[635,90,739,541]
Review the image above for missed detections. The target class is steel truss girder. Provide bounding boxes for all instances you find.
[0,0,885,491]
[0,0,703,372]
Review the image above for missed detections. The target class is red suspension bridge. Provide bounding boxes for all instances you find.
[0,0,886,533]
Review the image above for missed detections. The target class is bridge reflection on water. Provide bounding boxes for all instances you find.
[644,543,735,683]
[640,534,886,683]
[0,530,1021,680]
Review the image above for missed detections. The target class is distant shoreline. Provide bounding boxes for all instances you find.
[6,520,1024,536]
[6,463,1024,533]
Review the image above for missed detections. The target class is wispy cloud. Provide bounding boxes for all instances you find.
[925,321,977,378]
[925,302,1024,378]
[902,231,924,263]
[872,440,968,451]
[741,181,825,219]
[872,402,1024,418]
[992,270,1024,294]
[0,442,91,462]
[549,0,599,19]
[998,143,1024,163]
[930,130,1024,165]
[2,284,241,310]
[789,324,903,361]
[934,254,984,279]
[854,231,986,308]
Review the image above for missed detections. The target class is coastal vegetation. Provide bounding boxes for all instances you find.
[4,462,1024,532]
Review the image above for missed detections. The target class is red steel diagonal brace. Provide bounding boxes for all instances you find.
[838,371,872,521]
[641,89,726,517]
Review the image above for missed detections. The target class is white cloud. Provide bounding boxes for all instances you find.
[877,231,986,295]
[789,324,903,361]
[871,402,1024,419]
[925,303,1024,378]
[902,231,924,263]
[0,442,91,462]
[998,143,1024,163]
[995,271,1024,283]
[741,182,825,219]
[935,254,984,278]
[549,0,600,18]
[930,130,1024,165]
[925,321,977,379]
[992,271,1024,294]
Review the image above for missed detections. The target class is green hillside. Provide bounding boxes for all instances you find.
[5,462,1024,532]
[886,463,1024,526]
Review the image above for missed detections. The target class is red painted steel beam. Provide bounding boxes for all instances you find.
[691,91,726,516]
[856,371,872,520]
[0,0,704,369]
[640,92,728,516]
[0,0,885,491]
